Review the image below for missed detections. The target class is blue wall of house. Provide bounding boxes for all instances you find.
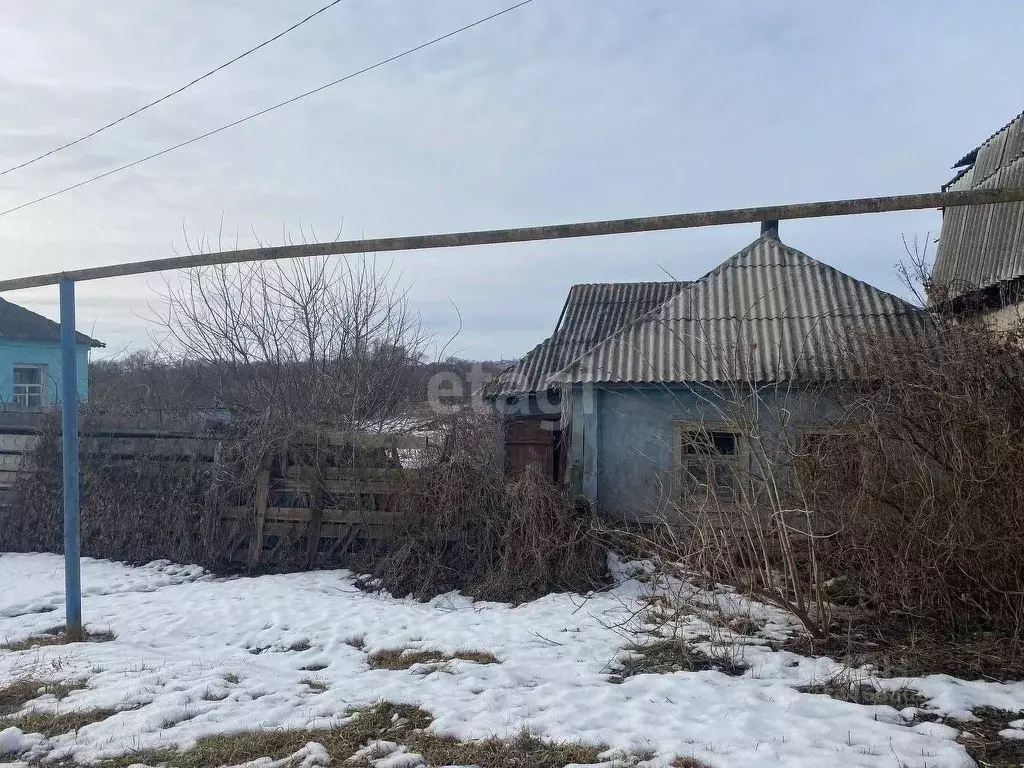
[0,340,91,406]
[567,382,840,522]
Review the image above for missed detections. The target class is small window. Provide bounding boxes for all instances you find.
[12,365,45,408]
[678,426,744,507]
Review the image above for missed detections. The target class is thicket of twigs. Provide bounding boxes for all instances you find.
[627,307,1024,653]
[0,407,224,566]
[804,316,1024,641]
[0,408,605,602]
[363,413,605,603]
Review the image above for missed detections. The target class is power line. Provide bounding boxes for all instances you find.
[1,187,1021,292]
[0,0,348,179]
[0,0,533,219]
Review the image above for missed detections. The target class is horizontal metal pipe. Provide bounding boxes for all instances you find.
[1,187,1021,292]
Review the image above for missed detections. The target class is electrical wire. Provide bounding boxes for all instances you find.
[0,0,348,178]
[0,0,533,219]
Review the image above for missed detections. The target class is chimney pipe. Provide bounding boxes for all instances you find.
[760,220,779,238]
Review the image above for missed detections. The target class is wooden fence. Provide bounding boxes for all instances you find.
[0,414,430,568]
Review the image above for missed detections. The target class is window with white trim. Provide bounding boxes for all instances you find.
[677,425,745,507]
[12,365,45,408]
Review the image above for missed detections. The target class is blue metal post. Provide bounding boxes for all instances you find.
[59,278,82,641]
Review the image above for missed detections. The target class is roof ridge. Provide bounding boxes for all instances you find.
[953,107,1024,168]
[961,144,1024,191]
[707,235,922,314]
[0,296,104,347]
[547,236,926,386]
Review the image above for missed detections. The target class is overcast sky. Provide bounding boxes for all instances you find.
[0,1,1021,361]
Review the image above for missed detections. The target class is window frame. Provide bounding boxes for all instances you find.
[674,420,748,511]
[12,364,47,409]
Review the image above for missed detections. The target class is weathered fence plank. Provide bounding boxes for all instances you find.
[246,470,271,566]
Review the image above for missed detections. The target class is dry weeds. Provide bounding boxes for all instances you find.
[367,647,498,671]
[91,702,609,768]
[0,628,115,652]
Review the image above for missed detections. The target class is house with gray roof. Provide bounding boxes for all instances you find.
[934,107,1024,330]
[486,225,929,522]
[0,297,103,408]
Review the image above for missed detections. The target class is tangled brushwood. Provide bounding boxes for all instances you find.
[804,316,1024,640]
[0,407,229,567]
[364,414,605,603]
[0,408,605,602]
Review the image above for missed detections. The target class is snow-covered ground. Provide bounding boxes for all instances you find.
[0,553,1022,767]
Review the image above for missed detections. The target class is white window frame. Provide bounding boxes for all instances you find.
[675,421,748,510]
[12,364,47,409]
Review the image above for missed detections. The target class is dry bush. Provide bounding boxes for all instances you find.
[366,412,606,603]
[804,316,1024,641]
[0,406,225,567]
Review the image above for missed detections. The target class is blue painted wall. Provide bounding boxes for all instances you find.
[567,382,840,522]
[0,340,91,406]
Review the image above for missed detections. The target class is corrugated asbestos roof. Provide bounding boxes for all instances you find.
[0,297,104,347]
[548,234,930,385]
[934,108,1024,296]
[484,281,685,396]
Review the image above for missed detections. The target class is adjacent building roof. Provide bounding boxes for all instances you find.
[485,281,685,397]
[549,234,930,385]
[933,108,1024,298]
[0,298,104,347]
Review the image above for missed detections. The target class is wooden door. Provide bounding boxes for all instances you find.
[504,419,558,479]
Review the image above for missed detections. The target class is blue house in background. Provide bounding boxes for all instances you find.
[0,297,104,407]
[486,225,930,522]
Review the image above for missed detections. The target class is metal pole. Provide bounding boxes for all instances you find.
[0,187,1023,293]
[59,278,82,641]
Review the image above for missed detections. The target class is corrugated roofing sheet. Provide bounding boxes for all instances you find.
[484,281,684,396]
[0,297,103,347]
[549,235,930,385]
[934,108,1024,295]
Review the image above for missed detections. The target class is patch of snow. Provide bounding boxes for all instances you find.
[999,728,1024,740]
[1,552,1023,767]
[347,741,424,768]
[0,726,38,756]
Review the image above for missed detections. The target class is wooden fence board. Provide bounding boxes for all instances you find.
[223,506,408,526]
[0,454,26,472]
[0,434,38,452]
[0,421,425,563]
[82,437,218,460]
[247,470,271,566]
[325,433,429,450]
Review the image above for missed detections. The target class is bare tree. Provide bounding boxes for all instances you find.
[154,253,430,434]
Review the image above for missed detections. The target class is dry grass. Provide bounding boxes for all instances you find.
[797,682,926,709]
[782,619,1024,681]
[94,703,608,768]
[0,628,115,652]
[611,638,748,681]
[96,703,429,768]
[300,678,329,693]
[0,678,84,716]
[5,707,121,737]
[955,707,1024,768]
[404,728,604,768]
[672,758,712,768]
[367,647,499,671]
